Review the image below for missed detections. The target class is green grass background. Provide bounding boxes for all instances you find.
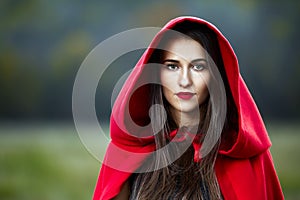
[0,123,299,200]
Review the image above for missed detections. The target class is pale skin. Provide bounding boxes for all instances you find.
[161,36,210,127]
[112,36,210,199]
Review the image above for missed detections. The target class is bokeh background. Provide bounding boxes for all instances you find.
[1,0,299,199]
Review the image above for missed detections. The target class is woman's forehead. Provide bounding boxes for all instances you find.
[162,37,206,62]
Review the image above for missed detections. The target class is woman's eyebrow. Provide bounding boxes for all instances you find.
[163,59,180,63]
[162,58,207,64]
[191,58,207,63]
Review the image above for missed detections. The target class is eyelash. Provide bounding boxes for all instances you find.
[166,64,179,70]
[165,64,206,71]
[192,64,206,71]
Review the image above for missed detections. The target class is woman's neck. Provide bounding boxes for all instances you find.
[171,108,201,128]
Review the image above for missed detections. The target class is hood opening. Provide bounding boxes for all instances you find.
[111,16,271,159]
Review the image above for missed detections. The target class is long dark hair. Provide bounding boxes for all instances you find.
[129,22,238,200]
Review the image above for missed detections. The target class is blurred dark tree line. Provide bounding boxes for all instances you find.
[0,0,299,122]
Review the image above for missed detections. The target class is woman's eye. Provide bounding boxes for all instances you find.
[192,64,205,71]
[166,64,179,71]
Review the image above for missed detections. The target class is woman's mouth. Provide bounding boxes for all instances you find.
[176,92,195,100]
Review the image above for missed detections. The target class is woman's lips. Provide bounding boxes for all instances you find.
[176,92,195,100]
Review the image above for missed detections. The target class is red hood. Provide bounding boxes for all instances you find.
[93,16,278,200]
[111,16,271,159]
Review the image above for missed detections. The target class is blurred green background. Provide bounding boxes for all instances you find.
[0,0,299,199]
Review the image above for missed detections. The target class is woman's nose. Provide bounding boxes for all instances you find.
[178,67,192,88]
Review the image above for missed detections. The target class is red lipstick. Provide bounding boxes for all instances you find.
[176,92,195,100]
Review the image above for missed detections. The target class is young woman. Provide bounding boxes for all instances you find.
[93,16,284,200]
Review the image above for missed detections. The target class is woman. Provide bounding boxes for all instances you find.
[93,16,284,200]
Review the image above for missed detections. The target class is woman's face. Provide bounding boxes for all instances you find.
[160,36,210,115]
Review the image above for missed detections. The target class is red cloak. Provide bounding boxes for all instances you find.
[92,16,284,200]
